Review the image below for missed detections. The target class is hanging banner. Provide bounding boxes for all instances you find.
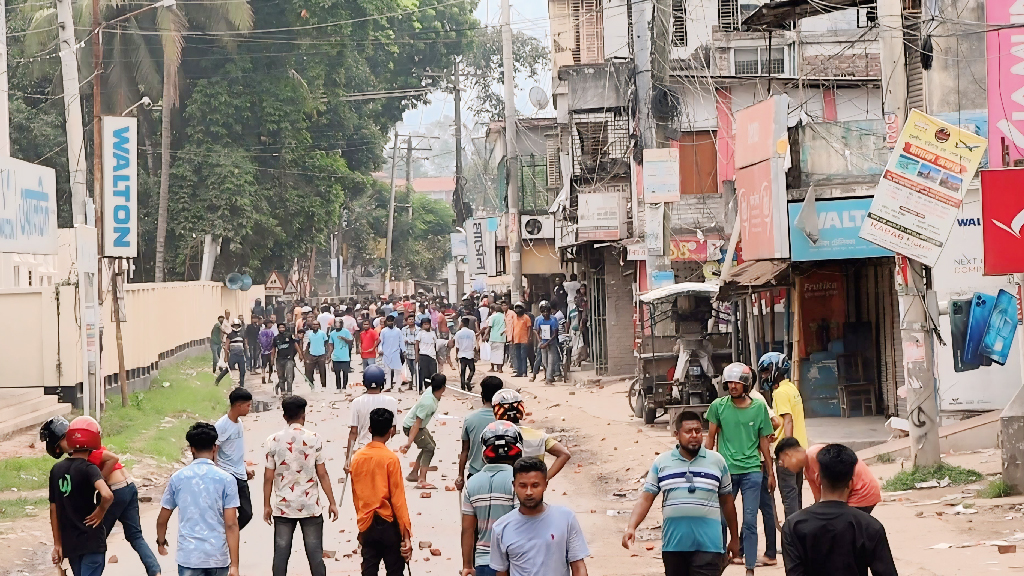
[642,148,680,203]
[645,203,665,256]
[467,218,488,276]
[986,0,1024,165]
[981,168,1024,275]
[102,116,138,258]
[0,157,58,255]
[859,109,987,266]
[736,159,789,260]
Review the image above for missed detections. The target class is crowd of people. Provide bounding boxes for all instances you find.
[42,305,898,576]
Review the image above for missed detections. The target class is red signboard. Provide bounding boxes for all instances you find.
[981,168,1024,275]
[736,160,778,261]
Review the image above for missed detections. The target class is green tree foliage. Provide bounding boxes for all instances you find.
[461,28,550,120]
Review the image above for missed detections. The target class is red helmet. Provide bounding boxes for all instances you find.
[65,416,101,452]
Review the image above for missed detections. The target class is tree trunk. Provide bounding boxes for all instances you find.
[155,56,174,283]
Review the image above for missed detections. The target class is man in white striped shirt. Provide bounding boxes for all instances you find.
[344,365,398,473]
[460,421,522,576]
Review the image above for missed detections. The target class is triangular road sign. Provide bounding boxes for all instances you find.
[283,280,298,296]
[265,271,286,295]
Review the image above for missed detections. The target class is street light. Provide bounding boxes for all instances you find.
[121,96,153,116]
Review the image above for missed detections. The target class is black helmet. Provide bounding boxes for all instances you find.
[40,416,70,459]
[363,365,386,388]
[480,421,524,463]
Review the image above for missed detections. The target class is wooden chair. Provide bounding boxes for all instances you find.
[836,353,877,417]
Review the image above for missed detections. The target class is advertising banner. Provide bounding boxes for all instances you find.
[734,95,790,169]
[578,192,627,241]
[0,157,58,255]
[642,148,680,203]
[798,270,846,358]
[986,0,1024,165]
[450,232,468,257]
[467,218,488,276]
[102,116,138,258]
[789,198,894,261]
[932,187,1023,412]
[980,168,1024,274]
[859,109,987,266]
[736,158,789,260]
[645,202,665,256]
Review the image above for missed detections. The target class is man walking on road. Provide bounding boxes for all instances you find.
[490,457,590,576]
[399,374,446,489]
[455,317,477,391]
[329,317,354,390]
[379,315,404,391]
[259,320,276,383]
[263,395,340,576]
[456,376,502,490]
[414,318,439,393]
[245,316,262,371]
[156,422,240,576]
[345,366,399,472]
[532,302,560,384]
[304,320,329,389]
[758,352,807,520]
[360,319,379,370]
[509,303,531,377]
[351,408,413,576]
[484,303,506,373]
[781,444,896,576]
[401,315,420,392]
[272,323,301,395]
[461,421,523,576]
[215,388,256,531]
[623,410,740,576]
[211,315,225,373]
[775,439,881,514]
[215,319,247,387]
[705,362,775,576]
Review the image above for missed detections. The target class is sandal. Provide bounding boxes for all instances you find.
[756,556,778,567]
[415,482,438,490]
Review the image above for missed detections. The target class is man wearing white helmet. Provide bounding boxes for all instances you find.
[704,362,775,576]
[491,389,571,479]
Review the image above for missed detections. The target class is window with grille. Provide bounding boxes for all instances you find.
[733,46,787,75]
[672,0,687,47]
[570,112,630,176]
[719,0,739,31]
[571,0,605,64]
[520,154,555,213]
[545,132,562,190]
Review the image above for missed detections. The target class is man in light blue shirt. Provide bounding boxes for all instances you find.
[328,319,353,390]
[215,387,255,530]
[157,422,240,576]
[379,315,404,391]
[304,320,329,389]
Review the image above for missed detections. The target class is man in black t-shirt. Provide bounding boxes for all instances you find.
[272,323,302,395]
[49,444,114,575]
[274,302,287,328]
[216,319,247,387]
[245,316,262,371]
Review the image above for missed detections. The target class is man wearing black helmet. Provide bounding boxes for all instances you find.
[460,421,523,576]
[345,365,399,474]
[705,362,775,576]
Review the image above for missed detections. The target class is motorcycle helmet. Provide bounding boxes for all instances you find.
[363,365,386,389]
[65,416,102,452]
[538,300,551,312]
[492,389,526,423]
[721,362,754,392]
[40,416,70,459]
[480,420,524,463]
[757,352,791,388]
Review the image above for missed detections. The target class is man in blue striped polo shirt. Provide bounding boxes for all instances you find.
[622,410,740,576]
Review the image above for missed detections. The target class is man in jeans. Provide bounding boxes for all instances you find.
[704,363,775,576]
[272,323,301,395]
[531,302,561,384]
[215,387,255,530]
[509,303,531,376]
[211,315,225,373]
[401,314,419,392]
[263,395,339,576]
[304,320,330,389]
[157,422,241,576]
[399,374,446,489]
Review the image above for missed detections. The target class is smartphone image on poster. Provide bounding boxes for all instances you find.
[950,298,979,372]
[964,292,996,367]
[981,289,1018,366]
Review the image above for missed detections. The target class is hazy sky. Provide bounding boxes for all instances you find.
[400,0,555,135]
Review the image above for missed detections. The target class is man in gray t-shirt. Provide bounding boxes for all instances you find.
[490,457,590,576]
[214,387,255,530]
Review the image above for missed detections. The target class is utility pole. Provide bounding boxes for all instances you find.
[453,59,466,298]
[406,136,413,219]
[55,0,88,223]
[501,0,522,303]
[384,130,399,295]
[0,0,9,156]
[92,0,103,267]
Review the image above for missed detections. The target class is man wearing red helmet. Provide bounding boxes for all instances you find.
[47,416,115,576]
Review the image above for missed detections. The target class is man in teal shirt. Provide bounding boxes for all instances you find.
[399,373,446,489]
[303,320,329,389]
[705,362,774,576]
[328,319,353,391]
[456,376,503,490]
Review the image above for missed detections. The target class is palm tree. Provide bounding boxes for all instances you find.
[23,0,252,281]
[155,0,252,281]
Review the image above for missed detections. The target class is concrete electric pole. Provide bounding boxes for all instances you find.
[55,0,89,224]
[406,136,413,219]
[384,130,400,295]
[453,60,466,298]
[501,0,522,303]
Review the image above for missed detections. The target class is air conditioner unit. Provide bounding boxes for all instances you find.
[521,215,556,240]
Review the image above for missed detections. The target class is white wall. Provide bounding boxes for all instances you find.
[604,0,630,59]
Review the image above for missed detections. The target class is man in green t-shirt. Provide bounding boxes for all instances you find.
[399,373,447,489]
[705,362,775,576]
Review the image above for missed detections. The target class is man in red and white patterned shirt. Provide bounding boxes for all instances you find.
[263,395,339,576]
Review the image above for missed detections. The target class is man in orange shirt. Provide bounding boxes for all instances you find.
[350,407,413,575]
[775,438,882,514]
[508,302,532,377]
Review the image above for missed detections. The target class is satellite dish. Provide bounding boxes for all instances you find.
[240,274,253,291]
[224,273,243,290]
[529,86,549,111]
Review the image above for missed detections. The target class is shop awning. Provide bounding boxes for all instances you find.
[743,0,875,29]
[640,282,720,304]
[717,260,791,301]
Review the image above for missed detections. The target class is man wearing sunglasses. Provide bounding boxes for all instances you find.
[622,410,741,576]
